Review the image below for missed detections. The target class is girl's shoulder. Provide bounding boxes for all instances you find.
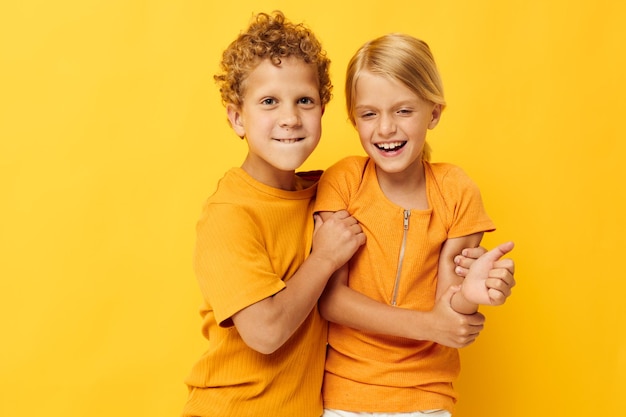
[425,161,475,184]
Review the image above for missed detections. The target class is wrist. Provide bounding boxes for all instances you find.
[450,289,478,315]
[306,251,339,276]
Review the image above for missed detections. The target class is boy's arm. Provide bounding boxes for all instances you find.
[317,212,485,349]
[232,210,365,354]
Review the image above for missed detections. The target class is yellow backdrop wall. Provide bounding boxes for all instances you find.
[1,1,624,416]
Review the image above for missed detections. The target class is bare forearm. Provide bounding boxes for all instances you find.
[321,284,438,341]
[234,254,336,354]
[322,283,485,347]
[233,210,365,354]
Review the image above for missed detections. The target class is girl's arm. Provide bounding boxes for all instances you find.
[317,212,485,348]
[437,233,484,314]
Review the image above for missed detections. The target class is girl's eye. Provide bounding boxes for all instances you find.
[261,98,277,105]
[298,97,314,105]
[398,109,413,115]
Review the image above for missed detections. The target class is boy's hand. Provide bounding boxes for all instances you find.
[460,242,515,305]
[311,210,366,271]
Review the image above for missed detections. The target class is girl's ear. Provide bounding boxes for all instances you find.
[227,104,246,138]
[428,103,443,129]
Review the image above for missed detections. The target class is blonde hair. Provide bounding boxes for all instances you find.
[345,33,445,160]
[215,11,332,107]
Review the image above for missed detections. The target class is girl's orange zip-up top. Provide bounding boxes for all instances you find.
[314,156,495,414]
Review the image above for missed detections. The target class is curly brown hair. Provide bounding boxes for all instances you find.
[215,11,332,107]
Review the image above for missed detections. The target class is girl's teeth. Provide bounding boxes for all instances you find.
[377,142,404,150]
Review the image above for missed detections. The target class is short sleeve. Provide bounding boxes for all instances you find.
[314,156,367,213]
[436,164,496,238]
[193,202,286,326]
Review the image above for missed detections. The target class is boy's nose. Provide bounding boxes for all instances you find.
[279,108,301,128]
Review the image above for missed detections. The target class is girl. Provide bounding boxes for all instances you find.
[315,33,516,417]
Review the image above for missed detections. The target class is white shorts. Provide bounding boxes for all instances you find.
[323,409,451,417]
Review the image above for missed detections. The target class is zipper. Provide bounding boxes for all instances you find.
[390,209,410,306]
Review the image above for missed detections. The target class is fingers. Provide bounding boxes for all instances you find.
[455,242,515,278]
[332,209,353,220]
[487,288,507,305]
[312,211,365,268]
[488,267,516,287]
[332,211,364,244]
[456,313,485,347]
[481,241,515,263]
[468,311,486,326]
[460,246,487,260]
[433,290,487,348]
[493,257,515,275]
[313,213,323,233]
[485,268,515,305]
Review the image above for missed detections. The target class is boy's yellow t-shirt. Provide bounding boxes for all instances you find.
[183,168,327,417]
[315,156,495,414]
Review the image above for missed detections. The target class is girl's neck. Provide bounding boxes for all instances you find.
[375,160,428,210]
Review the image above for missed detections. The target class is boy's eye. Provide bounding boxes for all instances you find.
[298,97,314,105]
[261,98,277,105]
[398,109,413,115]
[360,111,376,118]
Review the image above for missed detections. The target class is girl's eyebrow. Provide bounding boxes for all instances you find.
[355,100,416,109]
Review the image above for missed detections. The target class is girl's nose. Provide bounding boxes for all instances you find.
[378,114,397,136]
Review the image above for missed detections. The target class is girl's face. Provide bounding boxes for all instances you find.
[352,70,441,179]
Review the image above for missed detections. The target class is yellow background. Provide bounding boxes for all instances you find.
[1,1,624,416]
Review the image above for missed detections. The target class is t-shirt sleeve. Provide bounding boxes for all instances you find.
[314,157,363,213]
[439,164,496,238]
[193,202,286,327]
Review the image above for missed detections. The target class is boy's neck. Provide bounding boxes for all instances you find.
[241,159,297,191]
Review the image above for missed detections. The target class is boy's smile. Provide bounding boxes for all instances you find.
[227,56,323,190]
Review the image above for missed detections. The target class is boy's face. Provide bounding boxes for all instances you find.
[227,57,323,188]
[353,70,441,177]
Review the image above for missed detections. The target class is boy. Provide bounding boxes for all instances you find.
[181,11,366,417]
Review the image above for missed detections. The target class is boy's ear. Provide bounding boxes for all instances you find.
[227,104,246,138]
[428,103,442,129]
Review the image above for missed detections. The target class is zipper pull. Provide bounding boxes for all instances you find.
[403,209,410,230]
